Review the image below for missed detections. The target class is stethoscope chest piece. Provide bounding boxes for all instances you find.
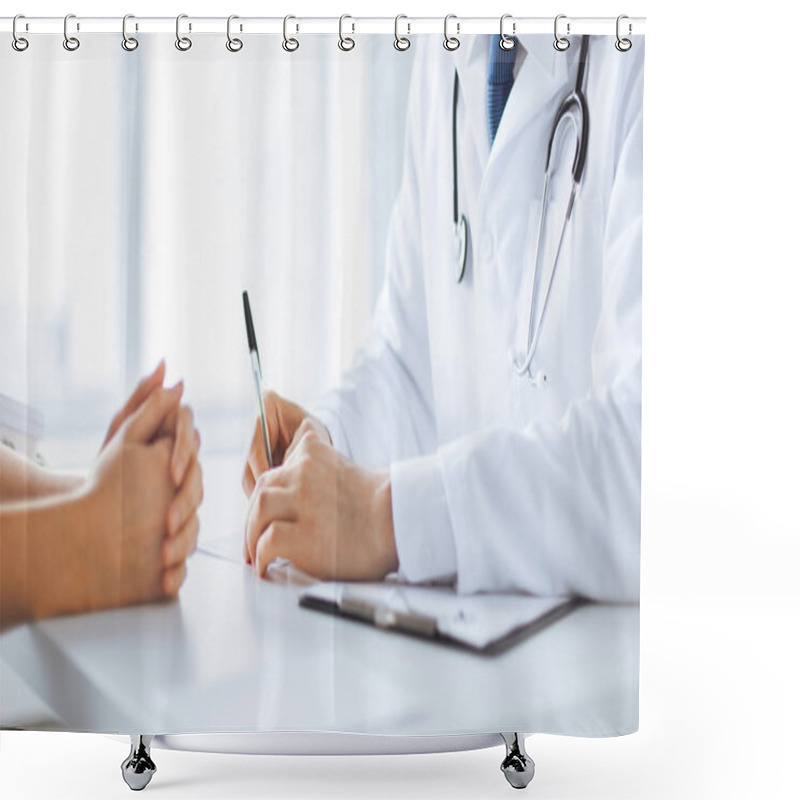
[454,215,469,283]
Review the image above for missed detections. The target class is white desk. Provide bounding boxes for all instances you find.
[0,454,639,738]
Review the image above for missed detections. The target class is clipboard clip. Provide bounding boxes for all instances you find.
[340,593,438,638]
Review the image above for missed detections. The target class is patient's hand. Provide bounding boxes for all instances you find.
[83,385,201,609]
[241,390,331,497]
[243,430,398,582]
[101,360,203,542]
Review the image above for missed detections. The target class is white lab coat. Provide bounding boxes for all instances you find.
[315,35,643,603]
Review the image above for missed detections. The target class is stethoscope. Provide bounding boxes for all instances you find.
[451,35,589,383]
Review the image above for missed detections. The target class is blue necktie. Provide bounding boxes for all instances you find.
[487,35,517,146]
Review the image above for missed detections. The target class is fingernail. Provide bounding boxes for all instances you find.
[166,381,183,399]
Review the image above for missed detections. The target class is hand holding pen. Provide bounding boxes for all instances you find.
[240,291,396,583]
[241,291,331,567]
[242,291,330,492]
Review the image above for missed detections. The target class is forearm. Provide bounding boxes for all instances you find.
[0,488,95,631]
[443,392,640,601]
[0,444,84,501]
[388,387,641,601]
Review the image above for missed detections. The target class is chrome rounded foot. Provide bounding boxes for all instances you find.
[500,732,535,789]
[121,735,156,791]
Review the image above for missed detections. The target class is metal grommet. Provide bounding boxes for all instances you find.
[282,15,299,51]
[615,14,632,51]
[394,14,410,51]
[63,13,80,51]
[499,14,515,50]
[12,14,29,52]
[443,14,460,51]
[121,14,138,51]
[553,14,570,51]
[226,15,243,52]
[175,13,192,51]
[338,14,355,51]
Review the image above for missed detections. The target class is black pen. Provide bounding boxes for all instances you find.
[242,291,273,469]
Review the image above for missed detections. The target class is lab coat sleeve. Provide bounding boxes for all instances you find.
[312,49,438,471]
[397,102,643,602]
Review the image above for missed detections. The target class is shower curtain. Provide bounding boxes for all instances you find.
[0,17,643,755]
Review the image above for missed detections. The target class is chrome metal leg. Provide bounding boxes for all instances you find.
[121,735,156,791]
[500,732,535,789]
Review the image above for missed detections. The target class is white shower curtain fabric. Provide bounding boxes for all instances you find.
[0,31,643,738]
[1,34,411,459]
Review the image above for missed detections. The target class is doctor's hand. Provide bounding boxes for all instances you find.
[241,390,331,496]
[243,431,399,581]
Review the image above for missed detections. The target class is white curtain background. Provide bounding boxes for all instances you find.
[0,33,412,464]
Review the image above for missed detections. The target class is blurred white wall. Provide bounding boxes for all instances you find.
[0,33,413,463]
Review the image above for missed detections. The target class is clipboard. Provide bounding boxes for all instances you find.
[299,582,580,656]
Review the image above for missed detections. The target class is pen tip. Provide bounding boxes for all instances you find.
[243,290,257,352]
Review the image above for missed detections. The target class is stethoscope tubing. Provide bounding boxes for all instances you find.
[451,35,590,382]
[452,72,469,283]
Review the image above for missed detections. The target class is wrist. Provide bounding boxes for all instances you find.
[75,481,121,614]
[31,465,85,500]
[49,470,85,497]
[372,470,398,576]
[310,414,333,447]
[28,488,97,620]
[0,444,85,501]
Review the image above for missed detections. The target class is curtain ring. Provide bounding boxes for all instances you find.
[282,15,299,52]
[499,14,515,50]
[553,14,570,51]
[443,14,460,51]
[226,15,243,52]
[394,14,410,51]
[175,14,192,51]
[121,14,138,51]
[63,13,80,51]
[615,14,632,51]
[12,14,29,52]
[338,14,355,51]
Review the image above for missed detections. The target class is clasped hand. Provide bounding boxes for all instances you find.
[242,392,397,581]
[91,360,203,605]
